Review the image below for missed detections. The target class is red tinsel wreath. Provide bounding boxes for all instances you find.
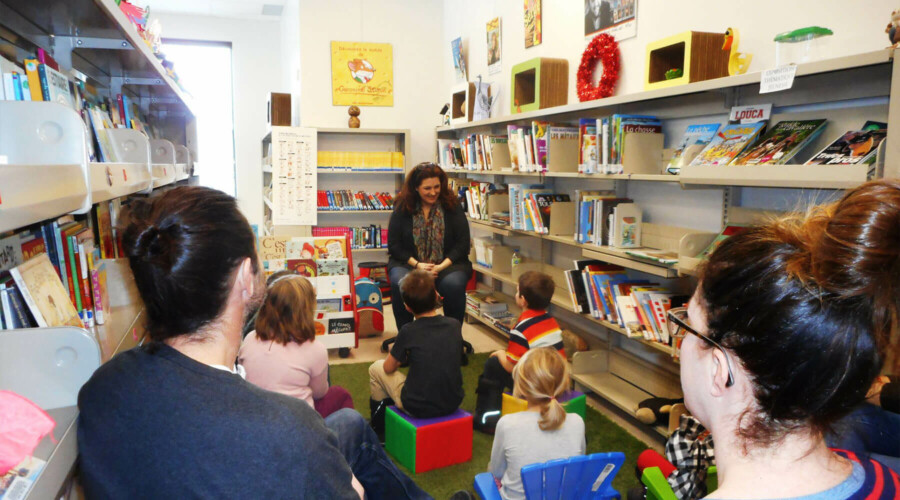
[578,33,620,101]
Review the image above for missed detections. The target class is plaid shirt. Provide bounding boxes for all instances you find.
[665,415,715,500]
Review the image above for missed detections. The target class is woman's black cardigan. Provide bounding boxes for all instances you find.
[387,202,472,278]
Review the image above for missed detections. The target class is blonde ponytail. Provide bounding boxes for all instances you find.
[512,347,571,431]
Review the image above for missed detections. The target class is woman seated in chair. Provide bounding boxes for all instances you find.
[673,179,900,498]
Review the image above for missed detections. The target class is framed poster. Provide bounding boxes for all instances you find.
[331,41,394,106]
[584,0,637,41]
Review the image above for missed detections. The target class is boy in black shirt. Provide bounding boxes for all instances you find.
[369,270,464,434]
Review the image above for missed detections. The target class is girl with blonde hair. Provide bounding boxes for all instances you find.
[239,274,354,418]
[487,347,585,500]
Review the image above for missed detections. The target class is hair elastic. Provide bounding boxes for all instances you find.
[268,274,307,288]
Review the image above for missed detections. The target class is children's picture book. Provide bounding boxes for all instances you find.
[9,253,81,328]
[316,297,343,313]
[486,18,502,75]
[804,128,887,165]
[666,123,721,174]
[612,203,642,248]
[315,311,355,335]
[524,0,541,48]
[0,455,46,499]
[317,258,348,276]
[731,119,827,165]
[451,37,467,83]
[316,275,351,298]
[689,122,766,167]
[286,239,317,260]
[286,259,317,277]
[697,225,748,259]
[313,237,347,259]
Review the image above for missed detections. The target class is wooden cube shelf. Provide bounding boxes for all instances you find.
[510,57,568,113]
[645,31,730,91]
[451,83,476,124]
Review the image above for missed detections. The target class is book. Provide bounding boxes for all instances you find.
[9,253,81,328]
[731,119,827,165]
[22,59,44,101]
[90,256,110,325]
[624,249,678,265]
[285,239,317,260]
[611,203,642,248]
[315,311,355,335]
[0,456,47,499]
[689,122,766,167]
[41,64,73,108]
[316,297,343,312]
[804,128,887,165]
[697,224,748,259]
[316,258,348,276]
[286,258,317,277]
[666,123,721,174]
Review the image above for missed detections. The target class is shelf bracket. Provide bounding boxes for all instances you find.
[55,36,134,52]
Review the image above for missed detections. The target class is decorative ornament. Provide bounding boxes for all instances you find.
[723,27,752,76]
[888,10,900,48]
[348,105,361,128]
[577,33,620,102]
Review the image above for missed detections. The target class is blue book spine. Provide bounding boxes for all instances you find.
[122,95,133,128]
[37,64,51,102]
[11,73,23,100]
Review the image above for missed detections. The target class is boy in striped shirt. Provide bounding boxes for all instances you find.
[474,271,565,433]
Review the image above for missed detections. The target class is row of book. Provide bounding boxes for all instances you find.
[438,122,580,173]
[317,191,395,211]
[0,200,124,331]
[507,185,571,234]
[317,151,405,171]
[451,179,505,222]
[564,260,687,347]
[1,52,163,165]
[311,226,388,250]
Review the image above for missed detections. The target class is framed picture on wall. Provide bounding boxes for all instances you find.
[330,41,394,106]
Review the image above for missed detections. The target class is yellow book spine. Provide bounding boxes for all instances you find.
[23,59,44,101]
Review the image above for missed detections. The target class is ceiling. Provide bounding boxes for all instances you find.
[147,0,286,20]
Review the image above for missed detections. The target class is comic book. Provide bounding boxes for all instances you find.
[689,122,766,167]
[731,119,827,165]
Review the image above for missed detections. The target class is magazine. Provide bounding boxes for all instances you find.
[804,128,887,166]
[689,122,766,167]
[731,119,827,165]
[666,123,721,174]
[0,456,46,500]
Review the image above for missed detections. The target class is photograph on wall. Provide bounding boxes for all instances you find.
[486,17,502,75]
[524,0,541,48]
[584,0,637,41]
[330,41,394,106]
[451,37,467,83]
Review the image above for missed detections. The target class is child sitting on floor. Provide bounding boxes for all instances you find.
[489,347,585,500]
[239,274,354,419]
[368,269,464,435]
[474,271,565,433]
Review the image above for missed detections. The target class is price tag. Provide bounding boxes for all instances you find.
[760,65,797,94]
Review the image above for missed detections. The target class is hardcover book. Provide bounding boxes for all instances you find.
[317,258,349,276]
[731,119,827,165]
[314,238,347,259]
[689,122,766,167]
[666,123,721,174]
[9,253,80,328]
[286,259,317,277]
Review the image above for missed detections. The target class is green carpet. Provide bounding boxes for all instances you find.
[330,352,648,499]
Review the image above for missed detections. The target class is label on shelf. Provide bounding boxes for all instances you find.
[760,65,797,94]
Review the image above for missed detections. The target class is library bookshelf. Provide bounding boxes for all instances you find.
[442,49,900,437]
[0,0,196,496]
[262,127,408,262]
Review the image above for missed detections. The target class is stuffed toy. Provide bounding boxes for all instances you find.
[355,278,384,338]
[635,397,684,427]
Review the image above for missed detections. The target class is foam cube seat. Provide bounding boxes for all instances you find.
[501,390,586,420]
[385,406,473,474]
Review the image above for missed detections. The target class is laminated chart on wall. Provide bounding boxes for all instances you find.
[272,126,317,226]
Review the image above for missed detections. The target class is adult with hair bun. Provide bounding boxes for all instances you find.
[76,186,430,500]
[671,179,900,498]
[386,162,473,350]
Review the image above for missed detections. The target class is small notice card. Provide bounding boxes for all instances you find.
[760,65,797,94]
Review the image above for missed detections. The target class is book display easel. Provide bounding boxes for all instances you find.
[0,0,195,496]
[262,127,410,263]
[438,49,899,437]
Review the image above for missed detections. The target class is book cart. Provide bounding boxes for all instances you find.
[0,0,196,496]
[438,49,900,439]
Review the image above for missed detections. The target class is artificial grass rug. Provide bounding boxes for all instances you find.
[330,352,649,499]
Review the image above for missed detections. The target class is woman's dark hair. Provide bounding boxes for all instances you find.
[121,186,259,342]
[255,275,317,344]
[697,179,900,446]
[396,162,459,214]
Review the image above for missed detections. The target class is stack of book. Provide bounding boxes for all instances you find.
[316,151,405,171]
[564,260,687,347]
[465,291,509,317]
[317,191,394,211]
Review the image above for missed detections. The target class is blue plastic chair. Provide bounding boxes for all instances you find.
[474,452,625,500]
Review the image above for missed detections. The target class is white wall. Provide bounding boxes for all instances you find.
[280,0,302,124]
[295,0,444,165]
[156,13,283,229]
[441,0,896,120]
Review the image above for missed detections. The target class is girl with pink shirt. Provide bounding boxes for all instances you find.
[239,274,354,418]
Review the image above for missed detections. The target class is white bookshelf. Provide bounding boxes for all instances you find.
[447,50,900,435]
[0,0,196,496]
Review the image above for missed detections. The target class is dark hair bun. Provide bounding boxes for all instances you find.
[130,223,182,272]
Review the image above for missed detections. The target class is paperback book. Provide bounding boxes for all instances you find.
[666,123,721,174]
[804,127,887,166]
[689,122,766,167]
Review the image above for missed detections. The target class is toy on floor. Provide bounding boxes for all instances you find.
[635,397,684,427]
[355,278,384,337]
[385,406,473,473]
[722,27,752,75]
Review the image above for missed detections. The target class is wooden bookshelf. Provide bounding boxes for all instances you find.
[318,209,392,214]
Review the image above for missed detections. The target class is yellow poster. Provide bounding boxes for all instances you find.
[331,41,394,107]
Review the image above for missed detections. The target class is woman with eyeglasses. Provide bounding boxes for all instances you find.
[669,179,899,498]
[386,162,473,333]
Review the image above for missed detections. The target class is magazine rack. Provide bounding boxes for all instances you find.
[150,139,177,188]
[90,128,154,202]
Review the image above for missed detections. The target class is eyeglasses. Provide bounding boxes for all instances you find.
[667,307,735,388]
